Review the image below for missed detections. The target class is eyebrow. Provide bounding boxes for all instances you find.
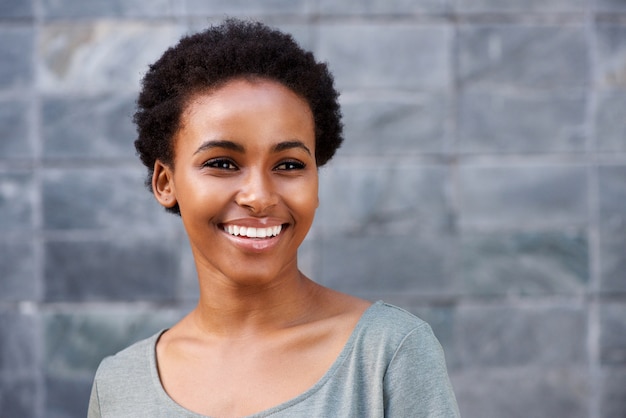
[193,140,245,155]
[194,139,311,156]
[272,140,312,156]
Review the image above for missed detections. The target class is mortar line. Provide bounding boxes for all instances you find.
[30,0,46,416]
[585,0,602,416]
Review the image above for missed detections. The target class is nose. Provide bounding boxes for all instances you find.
[235,168,278,214]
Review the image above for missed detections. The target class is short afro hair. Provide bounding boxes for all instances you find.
[134,18,343,215]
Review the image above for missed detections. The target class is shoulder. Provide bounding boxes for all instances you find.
[340,302,453,393]
[90,331,172,416]
[367,304,459,416]
[367,302,427,327]
[346,301,443,369]
[93,331,163,388]
[357,301,433,345]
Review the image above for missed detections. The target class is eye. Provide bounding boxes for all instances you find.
[203,158,238,170]
[275,160,305,171]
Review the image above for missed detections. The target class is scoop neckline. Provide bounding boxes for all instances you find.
[147,300,383,418]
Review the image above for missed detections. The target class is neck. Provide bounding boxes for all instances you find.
[190,264,323,338]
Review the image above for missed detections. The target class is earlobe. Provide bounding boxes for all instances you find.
[152,160,177,209]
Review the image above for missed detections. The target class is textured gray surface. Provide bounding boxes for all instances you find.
[0,1,624,417]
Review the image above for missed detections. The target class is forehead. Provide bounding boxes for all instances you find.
[175,78,315,152]
[183,77,312,120]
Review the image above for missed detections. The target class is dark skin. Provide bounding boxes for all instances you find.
[151,78,370,417]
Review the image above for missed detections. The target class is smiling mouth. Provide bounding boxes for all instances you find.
[223,224,283,239]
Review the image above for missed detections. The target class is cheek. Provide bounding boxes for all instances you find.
[285,178,318,218]
[175,175,232,215]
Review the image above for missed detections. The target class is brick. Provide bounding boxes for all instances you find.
[0,239,38,301]
[0,0,34,17]
[318,164,449,236]
[599,303,626,365]
[316,23,451,90]
[458,230,588,295]
[319,234,454,295]
[458,25,588,89]
[599,226,626,293]
[42,308,182,416]
[44,235,178,302]
[38,22,182,93]
[42,167,174,231]
[596,24,626,89]
[41,0,173,18]
[0,98,33,159]
[0,26,34,90]
[596,91,626,152]
[45,376,91,418]
[456,0,585,12]
[317,0,450,14]
[452,367,589,418]
[600,368,626,418]
[43,309,182,376]
[0,309,39,373]
[0,171,35,231]
[42,94,136,159]
[595,0,626,12]
[42,309,183,417]
[458,165,587,227]
[598,165,626,227]
[339,93,449,155]
[0,375,38,418]
[458,89,586,153]
[598,165,626,293]
[182,0,309,16]
[454,305,586,368]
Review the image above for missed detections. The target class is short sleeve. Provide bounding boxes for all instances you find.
[383,323,460,417]
[88,378,102,418]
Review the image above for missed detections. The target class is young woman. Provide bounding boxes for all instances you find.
[88,19,459,418]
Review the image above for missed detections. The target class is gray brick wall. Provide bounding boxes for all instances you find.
[0,1,624,417]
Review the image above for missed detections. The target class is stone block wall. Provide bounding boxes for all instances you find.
[1,1,625,417]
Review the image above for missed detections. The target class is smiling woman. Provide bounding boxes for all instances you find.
[154,79,319,285]
[87,19,459,418]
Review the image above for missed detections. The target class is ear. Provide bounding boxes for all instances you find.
[152,160,177,209]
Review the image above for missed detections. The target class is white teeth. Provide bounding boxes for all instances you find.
[224,224,282,238]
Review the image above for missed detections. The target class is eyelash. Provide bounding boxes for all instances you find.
[202,159,306,171]
[204,158,237,170]
[275,160,306,171]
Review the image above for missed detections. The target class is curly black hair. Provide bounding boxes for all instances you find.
[134,19,343,215]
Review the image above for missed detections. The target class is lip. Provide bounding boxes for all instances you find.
[221,217,285,228]
[219,218,288,253]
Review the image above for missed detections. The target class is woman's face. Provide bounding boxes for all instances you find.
[155,78,318,286]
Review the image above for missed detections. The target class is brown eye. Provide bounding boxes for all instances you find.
[275,160,305,171]
[204,158,238,170]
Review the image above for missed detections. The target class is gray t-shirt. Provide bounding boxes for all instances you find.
[88,301,460,417]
